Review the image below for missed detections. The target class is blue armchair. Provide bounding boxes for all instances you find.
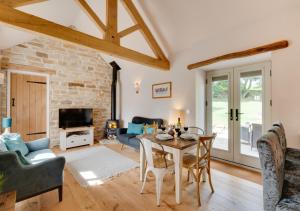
[0,137,65,202]
[257,123,300,211]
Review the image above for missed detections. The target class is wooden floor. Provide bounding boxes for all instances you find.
[16,143,263,211]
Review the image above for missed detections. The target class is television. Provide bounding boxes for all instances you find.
[59,108,93,129]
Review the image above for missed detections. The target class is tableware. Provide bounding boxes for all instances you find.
[180,133,197,140]
[156,134,174,140]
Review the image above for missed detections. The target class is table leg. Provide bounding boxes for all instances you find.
[173,148,183,204]
[140,141,146,181]
[201,146,207,182]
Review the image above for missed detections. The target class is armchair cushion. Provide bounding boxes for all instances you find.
[276,198,300,211]
[2,133,29,156]
[127,123,144,135]
[15,151,31,165]
[0,137,8,152]
[25,138,50,152]
[26,149,56,165]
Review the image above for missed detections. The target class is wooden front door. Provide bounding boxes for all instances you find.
[10,73,47,141]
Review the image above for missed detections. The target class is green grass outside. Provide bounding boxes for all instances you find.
[212,101,262,127]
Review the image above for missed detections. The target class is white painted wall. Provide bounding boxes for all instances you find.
[120,6,300,148]
[119,57,197,128]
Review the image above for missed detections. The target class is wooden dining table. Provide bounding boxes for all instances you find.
[138,134,207,204]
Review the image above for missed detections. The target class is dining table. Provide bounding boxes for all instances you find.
[138,134,207,204]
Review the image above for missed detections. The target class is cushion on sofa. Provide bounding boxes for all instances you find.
[3,133,29,156]
[127,123,144,135]
[26,149,56,164]
[15,151,31,165]
[0,136,8,152]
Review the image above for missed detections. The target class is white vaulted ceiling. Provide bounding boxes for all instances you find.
[0,0,299,59]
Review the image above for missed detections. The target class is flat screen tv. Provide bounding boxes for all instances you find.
[59,108,93,129]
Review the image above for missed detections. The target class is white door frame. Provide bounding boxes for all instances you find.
[206,69,234,161]
[6,70,50,138]
[233,62,272,168]
[206,61,272,169]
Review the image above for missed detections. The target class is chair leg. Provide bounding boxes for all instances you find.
[196,176,201,206]
[207,167,214,193]
[58,185,63,202]
[140,169,149,194]
[121,144,124,150]
[187,170,190,182]
[196,168,204,206]
[155,173,164,207]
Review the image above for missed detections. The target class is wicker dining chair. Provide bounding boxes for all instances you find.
[182,133,217,206]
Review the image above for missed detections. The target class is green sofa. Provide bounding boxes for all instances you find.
[0,136,65,202]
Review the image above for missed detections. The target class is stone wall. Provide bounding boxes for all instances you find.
[0,37,112,146]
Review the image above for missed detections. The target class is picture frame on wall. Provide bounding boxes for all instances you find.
[152,82,172,99]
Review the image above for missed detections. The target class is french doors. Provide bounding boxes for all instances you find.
[206,62,271,168]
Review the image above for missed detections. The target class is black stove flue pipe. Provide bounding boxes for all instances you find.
[109,61,121,120]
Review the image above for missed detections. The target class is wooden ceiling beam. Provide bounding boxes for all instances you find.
[75,0,106,33]
[118,24,139,38]
[121,0,168,61]
[105,0,119,44]
[0,4,170,70]
[187,40,289,70]
[0,0,47,8]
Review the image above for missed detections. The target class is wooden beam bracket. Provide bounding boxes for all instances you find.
[187,40,289,70]
[0,3,170,70]
[118,24,139,38]
[121,0,168,61]
[0,0,47,8]
[75,0,106,33]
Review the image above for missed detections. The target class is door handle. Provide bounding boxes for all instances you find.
[235,109,244,121]
[226,109,233,121]
[12,98,15,107]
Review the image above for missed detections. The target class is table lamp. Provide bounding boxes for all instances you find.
[2,117,12,134]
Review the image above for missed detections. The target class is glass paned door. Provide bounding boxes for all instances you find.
[239,71,262,158]
[206,62,271,169]
[233,63,271,168]
[207,70,234,161]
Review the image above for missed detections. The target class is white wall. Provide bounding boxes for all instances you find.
[119,57,197,128]
[120,6,300,148]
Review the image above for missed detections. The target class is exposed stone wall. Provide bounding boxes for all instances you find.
[0,37,112,146]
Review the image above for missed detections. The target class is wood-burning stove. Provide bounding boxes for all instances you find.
[105,61,121,139]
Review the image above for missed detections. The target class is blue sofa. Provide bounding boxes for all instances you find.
[257,122,300,211]
[0,137,65,202]
[117,116,164,150]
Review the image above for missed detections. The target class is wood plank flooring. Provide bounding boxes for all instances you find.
[16,143,263,211]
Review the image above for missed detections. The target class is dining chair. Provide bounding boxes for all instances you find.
[182,133,217,206]
[188,126,205,135]
[140,138,174,206]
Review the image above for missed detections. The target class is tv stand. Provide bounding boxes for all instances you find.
[59,126,94,151]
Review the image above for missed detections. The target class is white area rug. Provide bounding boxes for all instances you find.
[60,146,139,187]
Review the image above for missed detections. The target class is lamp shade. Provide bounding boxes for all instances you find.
[2,117,12,128]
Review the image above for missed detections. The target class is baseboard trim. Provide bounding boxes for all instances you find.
[211,157,261,173]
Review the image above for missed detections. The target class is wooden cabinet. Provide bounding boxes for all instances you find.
[60,127,94,151]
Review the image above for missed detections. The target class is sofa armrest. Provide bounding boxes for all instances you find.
[25,137,50,152]
[117,128,127,136]
[0,152,65,201]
